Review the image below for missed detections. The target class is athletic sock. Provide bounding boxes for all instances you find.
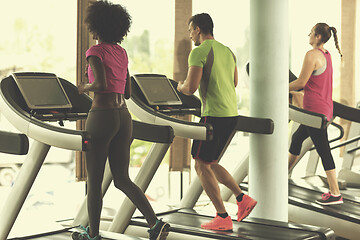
[217,212,229,218]
[236,193,244,202]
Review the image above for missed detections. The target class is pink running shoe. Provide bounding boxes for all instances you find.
[237,194,257,222]
[201,214,233,231]
[315,192,343,205]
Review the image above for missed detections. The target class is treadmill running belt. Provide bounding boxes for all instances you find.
[289,183,360,223]
[11,231,143,240]
[20,231,75,240]
[130,211,331,240]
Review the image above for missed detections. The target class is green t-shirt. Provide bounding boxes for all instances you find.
[188,39,238,117]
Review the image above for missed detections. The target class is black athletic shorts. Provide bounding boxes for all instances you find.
[191,116,237,163]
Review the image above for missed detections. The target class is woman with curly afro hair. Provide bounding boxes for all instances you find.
[73,1,170,240]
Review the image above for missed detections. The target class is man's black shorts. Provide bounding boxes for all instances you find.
[191,116,237,163]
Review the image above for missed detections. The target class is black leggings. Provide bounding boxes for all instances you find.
[85,107,156,235]
[289,124,335,171]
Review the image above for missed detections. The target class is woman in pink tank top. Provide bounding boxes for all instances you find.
[288,23,343,205]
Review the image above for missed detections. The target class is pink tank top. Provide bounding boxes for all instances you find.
[303,49,333,121]
[86,42,128,94]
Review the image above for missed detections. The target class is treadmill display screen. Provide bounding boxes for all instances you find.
[12,73,72,110]
[133,75,182,106]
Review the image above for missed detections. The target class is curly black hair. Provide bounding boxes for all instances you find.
[85,0,131,43]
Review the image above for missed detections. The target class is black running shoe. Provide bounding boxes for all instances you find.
[148,219,170,240]
[315,192,343,205]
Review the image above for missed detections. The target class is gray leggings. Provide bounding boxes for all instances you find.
[85,107,157,235]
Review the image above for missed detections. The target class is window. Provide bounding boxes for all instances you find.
[289,0,341,100]
[114,0,175,77]
[0,1,77,81]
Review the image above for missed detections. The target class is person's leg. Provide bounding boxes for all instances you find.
[195,160,226,214]
[108,108,158,226]
[307,127,341,196]
[210,162,257,221]
[288,153,299,171]
[192,117,233,230]
[108,108,170,239]
[208,116,243,199]
[192,117,227,213]
[210,163,242,197]
[194,159,232,231]
[325,169,341,195]
[84,109,116,238]
[207,116,257,222]
[85,146,107,238]
[288,125,309,171]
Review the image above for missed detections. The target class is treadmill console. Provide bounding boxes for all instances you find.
[133,74,182,106]
[4,72,91,122]
[131,74,201,117]
[12,72,72,110]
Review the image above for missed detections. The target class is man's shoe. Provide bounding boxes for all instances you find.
[200,214,233,231]
[315,192,343,205]
[237,194,257,221]
[148,219,170,240]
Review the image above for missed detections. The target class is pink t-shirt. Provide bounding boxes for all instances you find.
[303,49,333,121]
[86,42,128,94]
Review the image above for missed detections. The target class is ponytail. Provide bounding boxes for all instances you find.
[329,27,342,57]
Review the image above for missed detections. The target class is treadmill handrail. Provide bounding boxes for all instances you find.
[0,131,29,155]
[129,73,274,138]
[323,135,360,151]
[0,76,89,151]
[130,91,208,129]
[236,115,274,134]
[333,101,360,123]
[132,120,174,143]
[289,104,328,129]
[127,97,213,141]
[308,121,344,151]
[290,101,360,139]
[248,65,327,129]
[1,74,177,151]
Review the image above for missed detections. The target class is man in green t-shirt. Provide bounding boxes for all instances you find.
[177,13,257,231]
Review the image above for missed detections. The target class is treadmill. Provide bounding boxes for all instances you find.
[106,73,335,240]
[244,64,360,239]
[330,102,360,188]
[0,131,144,240]
[0,72,173,240]
[287,101,360,239]
[337,110,360,188]
[6,227,147,240]
[222,104,360,239]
